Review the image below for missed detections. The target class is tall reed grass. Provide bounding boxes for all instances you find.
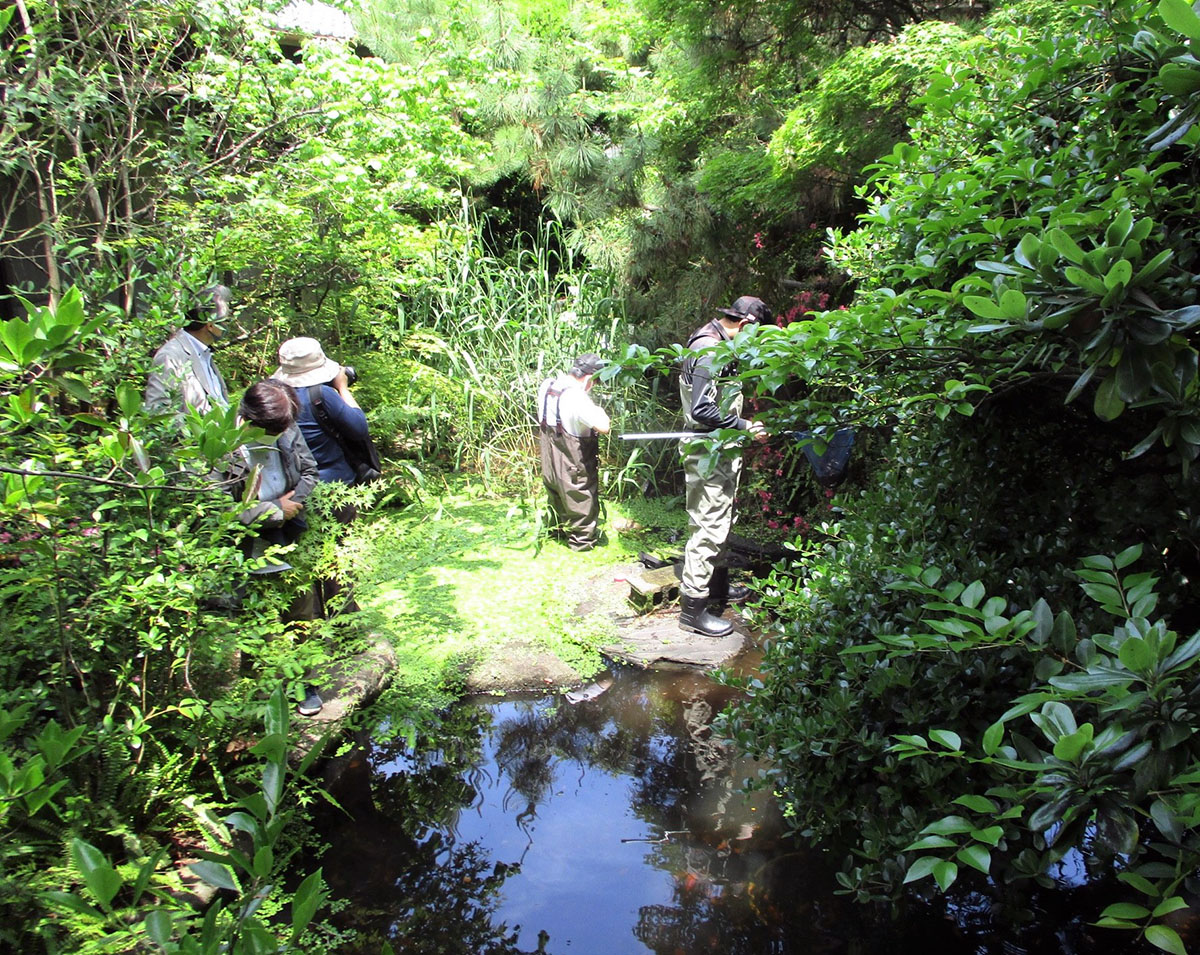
[368,212,676,498]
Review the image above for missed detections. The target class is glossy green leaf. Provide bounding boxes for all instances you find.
[929,729,962,751]
[953,794,998,813]
[1152,898,1190,918]
[1145,924,1187,955]
[956,843,990,874]
[290,869,329,943]
[963,295,1003,319]
[1150,800,1184,843]
[1104,259,1133,290]
[70,839,122,910]
[1118,637,1156,673]
[1159,63,1200,95]
[1100,902,1151,920]
[189,860,239,893]
[1050,667,1134,691]
[1133,248,1175,285]
[253,845,274,879]
[1106,210,1134,247]
[1118,870,1161,896]
[1053,726,1092,762]
[1048,228,1086,265]
[903,856,939,884]
[1014,234,1041,269]
[970,826,1005,847]
[999,289,1026,319]
[932,859,958,892]
[1159,0,1200,41]
[922,815,974,835]
[1093,374,1125,421]
[1114,544,1144,569]
[961,580,985,609]
[145,909,174,947]
[905,834,958,851]
[1065,265,1107,296]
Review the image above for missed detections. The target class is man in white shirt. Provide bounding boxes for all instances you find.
[144,284,232,416]
[536,353,611,550]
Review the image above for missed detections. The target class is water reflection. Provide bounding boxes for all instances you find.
[315,664,1138,954]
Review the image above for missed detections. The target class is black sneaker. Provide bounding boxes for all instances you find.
[297,687,323,717]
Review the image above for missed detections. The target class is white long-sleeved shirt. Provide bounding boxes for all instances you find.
[536,375,610,437]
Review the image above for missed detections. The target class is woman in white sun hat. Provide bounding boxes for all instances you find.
[272,337,370,486]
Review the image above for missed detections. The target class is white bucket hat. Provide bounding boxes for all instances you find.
[272,337,342,388]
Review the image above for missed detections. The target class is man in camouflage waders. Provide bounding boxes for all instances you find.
[537,354,611,550]
[678,296,770,636]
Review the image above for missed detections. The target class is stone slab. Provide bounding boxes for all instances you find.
[601,610,747,669]
[463,637,583,694]
[291,634,397,762]
[576,562,748,670]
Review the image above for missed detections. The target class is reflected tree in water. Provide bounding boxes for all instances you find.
[321,670,832,953]
[319,710,536,954]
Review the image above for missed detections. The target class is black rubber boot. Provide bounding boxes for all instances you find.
[679,593,734,637]
[708,566,750,606]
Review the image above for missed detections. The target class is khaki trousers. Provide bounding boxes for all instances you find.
[681,447,742,597]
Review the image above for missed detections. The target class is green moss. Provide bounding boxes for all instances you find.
[342,481,683,731]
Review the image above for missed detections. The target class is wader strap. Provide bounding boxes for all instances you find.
[541,381,591,437]
[540,385,566,436]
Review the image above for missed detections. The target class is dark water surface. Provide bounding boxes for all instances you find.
[315,655,1156,954]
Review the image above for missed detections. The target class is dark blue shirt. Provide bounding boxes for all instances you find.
[295,384,370,485]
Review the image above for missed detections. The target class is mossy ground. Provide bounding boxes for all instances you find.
[338,478,688,735]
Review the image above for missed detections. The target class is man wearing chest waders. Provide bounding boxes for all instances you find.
[537,354,611,550]
[678,296,770,637]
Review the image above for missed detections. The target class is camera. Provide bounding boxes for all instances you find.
[343,365,358,386]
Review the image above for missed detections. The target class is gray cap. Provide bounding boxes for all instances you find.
[571,353,607,376]
[188,284,232,324]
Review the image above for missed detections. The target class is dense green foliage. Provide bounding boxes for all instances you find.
[12,0,1200,948]
[709,0,1200,950]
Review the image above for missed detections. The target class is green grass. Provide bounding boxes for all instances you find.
[339,478,687,734]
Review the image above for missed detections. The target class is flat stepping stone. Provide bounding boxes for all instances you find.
[463,637,582,694]
[565,562,750,669]
[291,634,397,762]
[601,611,746,668]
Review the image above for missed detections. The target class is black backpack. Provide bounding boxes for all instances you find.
[306,385,383,485]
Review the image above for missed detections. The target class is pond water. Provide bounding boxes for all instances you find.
[315,653,1154,954]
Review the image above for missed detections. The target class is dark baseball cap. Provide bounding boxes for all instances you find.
[716,295,771,324]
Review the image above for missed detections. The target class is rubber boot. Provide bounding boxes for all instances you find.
[708,566,750,607]
[679,593,733,637]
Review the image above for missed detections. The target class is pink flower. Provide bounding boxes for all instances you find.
[767,519,779,529]
[753,232,765,249]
